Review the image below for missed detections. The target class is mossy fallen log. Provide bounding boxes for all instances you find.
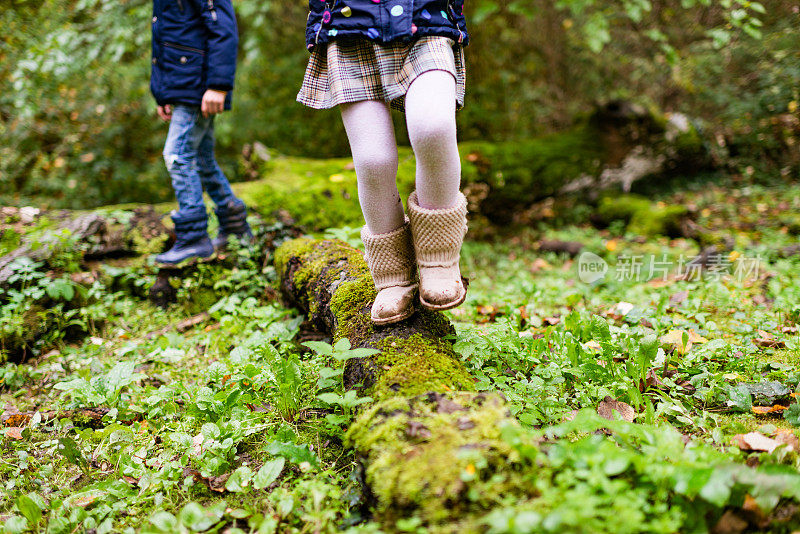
[274,238,474,398]
[243,102,708,229]
[275,238,534,530]
[0,206,169,285]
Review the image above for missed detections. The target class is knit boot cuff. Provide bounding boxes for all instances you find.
[407,191,468,268]
[361,219,417,291]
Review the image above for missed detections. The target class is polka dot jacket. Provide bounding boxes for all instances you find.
[305,0,469,51]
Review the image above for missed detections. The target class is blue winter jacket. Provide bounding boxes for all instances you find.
[305,0,469,50]
[150,0,238,110]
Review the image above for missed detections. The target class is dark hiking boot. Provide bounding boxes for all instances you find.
[155,209,215,265]
[212,199,253,250]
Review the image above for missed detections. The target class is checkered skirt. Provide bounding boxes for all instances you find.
[297,36,466,112]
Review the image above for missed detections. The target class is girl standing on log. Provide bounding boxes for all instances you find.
[298,0,471,325]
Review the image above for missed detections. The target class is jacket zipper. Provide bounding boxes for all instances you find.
[447,0,456,20]
[315,0,337,44]
[446,0,465,41]
[162,41,206,55]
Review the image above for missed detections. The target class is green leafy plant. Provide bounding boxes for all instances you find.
[305,339,378,426]
[54,361,146,410]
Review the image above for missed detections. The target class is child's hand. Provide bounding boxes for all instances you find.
[201,89,227,117]
[157,105,173,122]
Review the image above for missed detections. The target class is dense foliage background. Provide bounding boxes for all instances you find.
[1,0,797,208]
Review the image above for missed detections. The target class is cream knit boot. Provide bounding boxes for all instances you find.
[361,219,418,325]
[407,191,468,311]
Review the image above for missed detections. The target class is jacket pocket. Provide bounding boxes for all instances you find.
[161,42,205,90]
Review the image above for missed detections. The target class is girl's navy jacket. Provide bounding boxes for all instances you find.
[305,0,469,50]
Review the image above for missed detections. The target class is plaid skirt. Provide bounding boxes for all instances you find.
[297,36,466,113]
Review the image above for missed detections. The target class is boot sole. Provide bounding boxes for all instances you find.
[420,287,467,312]
[372,305,416,326]
[155,253,216,268]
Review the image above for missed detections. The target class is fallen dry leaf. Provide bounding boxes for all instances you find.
[530,258,552,272]
[734,432,781,453]
[208,474,229,493]
[609,302,635,317]
[640,368,667,392]
[669,290,689,307]
[751,405,788,415]
[476,304,502,323]
[660,329,692,354]
[583,340,602,352]
[774,429,800,451]
[544,316,561,326]
[742,494,763,516]
[3,413,31,428]
[597,396,635,422]
[73,494,97,508]
[660,329,708,354]
[711,509,748,534]
[687,330,709,344]
[4,427,23,440]
[754,330,786,349]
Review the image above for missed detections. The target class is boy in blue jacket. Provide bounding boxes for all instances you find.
[150,0,251,264]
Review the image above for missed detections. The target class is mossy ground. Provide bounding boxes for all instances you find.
[1,174,798,533]
[595,193,688,236]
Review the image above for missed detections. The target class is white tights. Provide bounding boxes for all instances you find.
[341,70,461,235]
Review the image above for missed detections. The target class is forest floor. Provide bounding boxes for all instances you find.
[0,177,799,533]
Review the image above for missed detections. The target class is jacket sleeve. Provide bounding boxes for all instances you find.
[194,0,239,91]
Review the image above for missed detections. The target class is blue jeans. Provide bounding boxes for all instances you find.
[163,105,237,216]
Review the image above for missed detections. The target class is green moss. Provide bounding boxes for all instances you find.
[276,238,472,400]
[236,155,367,231]
[596,194,688,236]
[0,304,47,361]
[329,274,376,343]
[274,238,369,319]
[0,228,21,257]
[459,125,604,212]
[130,226,168,256]
[369,334,474,400]
[346,392,532,529]
[273,237,316,275]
